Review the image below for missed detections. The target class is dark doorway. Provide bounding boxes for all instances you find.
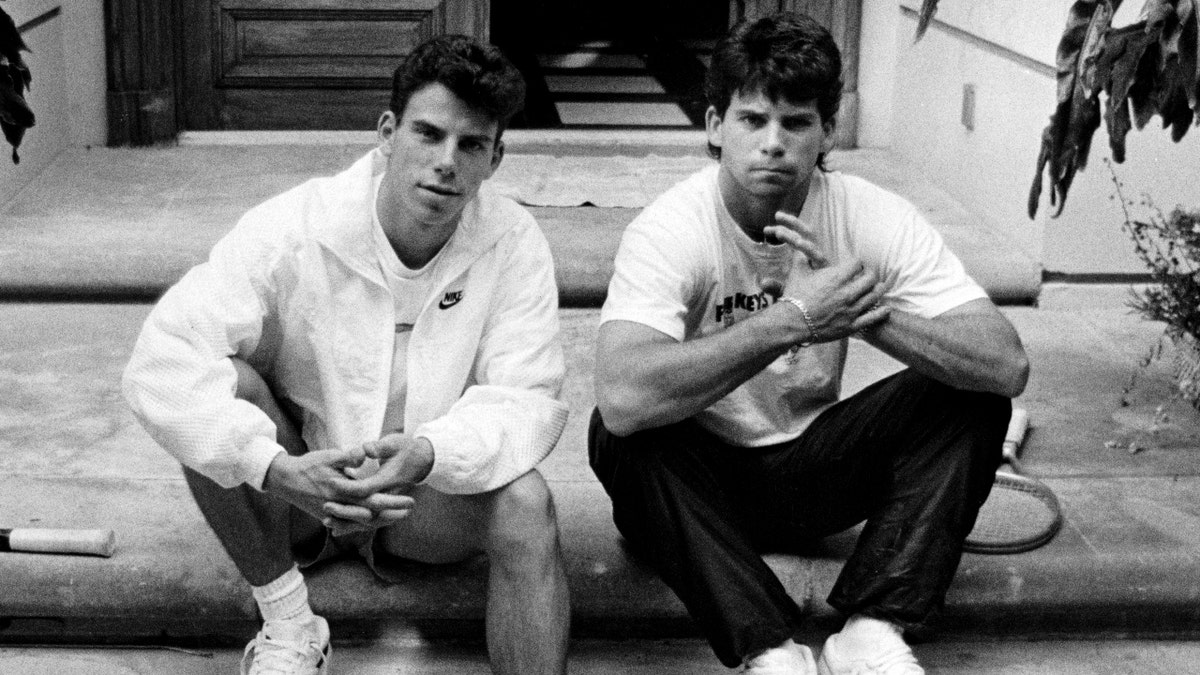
[491,1,729,129]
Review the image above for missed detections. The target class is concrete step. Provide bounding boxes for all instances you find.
[0,143,1038,305]
[2,302,1199,645]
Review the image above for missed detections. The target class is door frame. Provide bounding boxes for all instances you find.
[105,0,184,145]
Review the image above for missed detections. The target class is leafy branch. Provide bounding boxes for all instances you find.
[918,1,1200,219]
[0,0,34,164]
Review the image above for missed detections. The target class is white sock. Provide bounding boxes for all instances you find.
[837,614,907,654]
[251,566,315,624]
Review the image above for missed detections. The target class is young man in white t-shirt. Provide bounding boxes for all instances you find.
[590,12,1029,675]
[125,36,569,675]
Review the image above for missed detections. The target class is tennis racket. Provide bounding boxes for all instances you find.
[963,408,1063,554]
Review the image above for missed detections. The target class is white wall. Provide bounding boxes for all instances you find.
[857,0,899,149]
[1,0,105,207]
[860,0,1200,276]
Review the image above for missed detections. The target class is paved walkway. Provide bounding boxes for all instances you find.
[4,638,1200,674]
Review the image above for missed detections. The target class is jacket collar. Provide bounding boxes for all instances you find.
[312,148,515,286]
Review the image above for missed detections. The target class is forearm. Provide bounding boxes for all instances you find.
[124,330,282,489]
[861,301,1029,398]
[122,248,289,487]
[595,314,798,435]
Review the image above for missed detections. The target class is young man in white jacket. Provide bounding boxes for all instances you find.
[124,35,570,675]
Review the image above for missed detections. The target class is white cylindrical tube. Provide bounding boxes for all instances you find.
[1,528,116,557]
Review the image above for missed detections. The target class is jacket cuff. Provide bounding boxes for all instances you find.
[242,436,287,491]
[413,426,456,488]
[412,400,567,495]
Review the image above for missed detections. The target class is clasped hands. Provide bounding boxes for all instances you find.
[263,432,434,536]
[764,211,890,344]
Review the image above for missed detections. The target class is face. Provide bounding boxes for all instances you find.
[706,89,836,211]
[376,82,503,235]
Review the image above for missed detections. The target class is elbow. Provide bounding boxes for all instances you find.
[997,351,1030,399]
[595,394,643,438]
[595,380,657,437]
[121,359,150,416]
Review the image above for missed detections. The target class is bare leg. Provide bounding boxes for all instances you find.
[377,471,570,675]
[483,472,570,674]
[182,358,309,586]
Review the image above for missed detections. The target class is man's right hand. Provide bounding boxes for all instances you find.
[783,258,890,343]
[762,216,889,344]
[262,448,416,532]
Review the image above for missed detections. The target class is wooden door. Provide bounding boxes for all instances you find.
[179,0,488,131]
[730,0,860,147]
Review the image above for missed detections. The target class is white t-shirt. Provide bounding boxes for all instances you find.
[371,174,447,436]
[601,163,987,447]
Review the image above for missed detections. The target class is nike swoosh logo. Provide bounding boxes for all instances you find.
[438,291,463,309]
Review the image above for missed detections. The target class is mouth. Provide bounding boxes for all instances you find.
[752,167,796,177]
[419,183,462,197]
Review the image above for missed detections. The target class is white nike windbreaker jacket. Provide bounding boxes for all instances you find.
[123,149,569,494]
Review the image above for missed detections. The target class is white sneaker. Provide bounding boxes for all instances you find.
[240,615,332,675]
[817,630,923,675]
[740,639,818,674]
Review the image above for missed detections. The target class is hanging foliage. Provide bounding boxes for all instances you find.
[918,0,1200,219]
[1029,0,1200,218]
[915,0,940,41]
[0,0,34,164]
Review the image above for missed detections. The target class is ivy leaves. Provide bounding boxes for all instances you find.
[1029,0,1200,218]
[0,2,34,164]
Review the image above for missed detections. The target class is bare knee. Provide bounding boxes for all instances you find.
[486,471,559,562]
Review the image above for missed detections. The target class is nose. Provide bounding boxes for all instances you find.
[760,122,785,157]
[433,139,457,178]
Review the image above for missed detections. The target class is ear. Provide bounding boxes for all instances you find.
[704,106,723,151]
[377,111,398,154]
[820,117,838,154]
[488,139,505,176]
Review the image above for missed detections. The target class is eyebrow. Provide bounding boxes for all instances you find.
[461,131,496,145]
[782,110,820,122]
[409,119,495,145]
[731,104,819,120]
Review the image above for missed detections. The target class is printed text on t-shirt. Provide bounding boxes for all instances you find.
[714,290,777,324]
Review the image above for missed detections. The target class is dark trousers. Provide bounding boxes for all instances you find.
[588,369,1009,667]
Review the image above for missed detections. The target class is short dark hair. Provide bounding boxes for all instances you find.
[704,12,843,160]
[390,35,526,140]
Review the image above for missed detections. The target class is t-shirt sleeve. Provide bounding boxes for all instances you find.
[600,208,701,342]
[869,200,988,319]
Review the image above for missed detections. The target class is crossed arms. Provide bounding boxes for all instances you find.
[595,214,1030,437]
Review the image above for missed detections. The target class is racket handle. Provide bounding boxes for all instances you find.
[1003,408,1029,463]
[0,528,116,557]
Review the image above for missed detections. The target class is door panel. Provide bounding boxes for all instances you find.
[216,5,443,87]
[186,0,486,130]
